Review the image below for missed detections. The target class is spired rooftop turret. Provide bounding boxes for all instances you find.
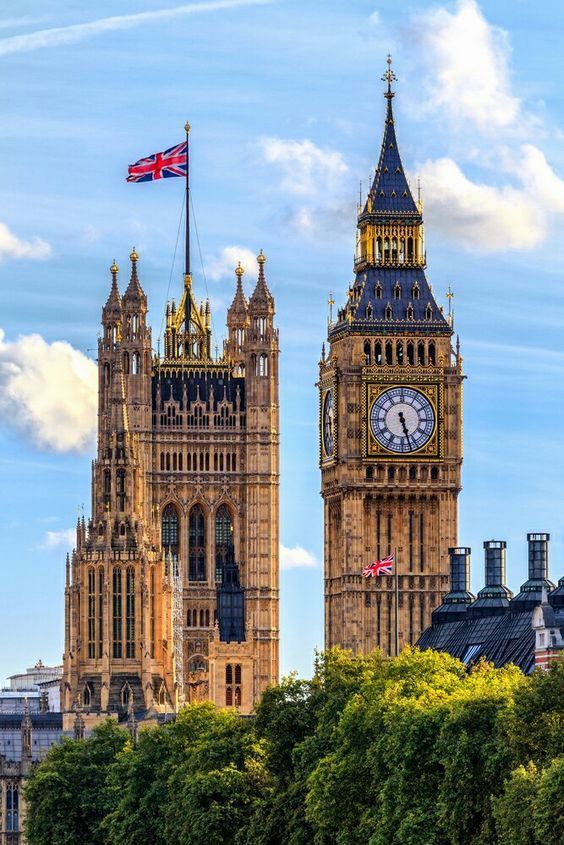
[331,56,450,339]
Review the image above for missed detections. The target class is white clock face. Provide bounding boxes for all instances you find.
[323,390,334,457]
[370,387,435,453]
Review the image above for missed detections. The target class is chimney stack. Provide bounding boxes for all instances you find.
[511,533,555,611]
[467,541,512,619]
[431,547,474,625]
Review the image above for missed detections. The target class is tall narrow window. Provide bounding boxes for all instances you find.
[88,567,96,659]
[409,512,414,573]
[150,567,155,658]
[98,568,104,658]
[189,505,206,581]
[112,567,123,658]
[420,514,425,573]
[215,505,233,583]
[162,504,179,560]
[126,566,136,658]
[116,469,125,512]
[6,784,19,832]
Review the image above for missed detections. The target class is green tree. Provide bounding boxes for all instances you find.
[162,704,267,845]
[25,720,128,845]
[510,662,564,766]
[436,662,525,845]
[493,762,539,845]
[534,756,564,845]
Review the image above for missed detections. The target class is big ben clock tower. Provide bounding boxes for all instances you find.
[319,58,463,657]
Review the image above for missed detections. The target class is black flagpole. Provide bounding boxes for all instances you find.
[184,121,191,333]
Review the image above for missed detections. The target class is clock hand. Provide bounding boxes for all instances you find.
[398,411,409,438]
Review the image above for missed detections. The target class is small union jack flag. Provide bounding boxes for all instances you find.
[126,141,188,183]
[362,553,394,578]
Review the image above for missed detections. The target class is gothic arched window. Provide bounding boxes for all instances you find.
[120,682,132,710]
[112,567,123,659]
[375,282,382,299]
[425,304,433,321]
[88,567,96,659]
[393,282,401,300]
[162,504,179,558]
[385,304,392,320]
[6,783,19,832]
[83,683,93,709]
[126,566,136,658]
[189,505,206,581]
[215,505,233,582]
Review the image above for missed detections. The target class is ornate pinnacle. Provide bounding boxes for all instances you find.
[110,259,119,279]
[130,247,138,264]
[235,261,244,279]
[382,53,397,99]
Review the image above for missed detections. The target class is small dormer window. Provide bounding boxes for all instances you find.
[425,304,433,321]
[375,283,382,300]
[380,190,385,197]
[391,190,397,198]
[402,190,408,197]
[412,282,420,300]
[384,166,389,173]
[393,283,401,300]
[366,304,373,319]
[407,304,414,321]
[385,304,392,320]
[396,167,402,173]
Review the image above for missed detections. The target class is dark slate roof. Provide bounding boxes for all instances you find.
[417,609,538,674]
[362,95,419,218]
[330,267,451,338]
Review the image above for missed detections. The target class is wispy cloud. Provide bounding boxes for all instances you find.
[41,529,75,550]
[415,0,521,133]
[259,136,348,197]
[207,246,259,283]
[0,221,51,261]
[401,0,564,252]
[280,544,317,570]
[0,0,272,57]
[0,329,97,452]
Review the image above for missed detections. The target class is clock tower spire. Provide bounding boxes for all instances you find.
[319,58,464,656]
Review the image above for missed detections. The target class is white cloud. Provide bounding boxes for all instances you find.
[419,157,540,250]
[207,246,259,283]
[419,143,564,251]
[0,328,97,452]
[0,221,51,261]
[259,136,348,197]
[416,0,521,132]
[280,544,317,570]
[41,529,75,550]
[0,0,271,57]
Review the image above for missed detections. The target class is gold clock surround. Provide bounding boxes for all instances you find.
[362,368,444,461]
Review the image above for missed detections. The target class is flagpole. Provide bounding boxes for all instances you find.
[394,546,399,657]
[184,121,191,334]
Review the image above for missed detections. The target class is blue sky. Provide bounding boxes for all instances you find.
[1,0,564,683]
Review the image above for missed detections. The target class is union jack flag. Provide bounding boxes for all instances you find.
[126,141,188,183]
[362,553,394,578]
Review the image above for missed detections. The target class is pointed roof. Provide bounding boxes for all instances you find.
[122,247,147,307]
[362,56,419,218]
[227,262,249,325]
[103,260,122,316]
[249,250,274,312]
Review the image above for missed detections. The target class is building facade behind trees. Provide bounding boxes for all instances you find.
[63,248,279,725]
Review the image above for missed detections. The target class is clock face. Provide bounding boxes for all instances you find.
[370,387,435,453]
[323,390,335,457]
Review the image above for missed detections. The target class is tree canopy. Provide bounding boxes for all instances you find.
[24,650,564,845]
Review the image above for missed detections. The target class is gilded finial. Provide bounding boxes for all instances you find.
[110,259,119,278]
[130,247,139,264]
[382,53,397,99]
[257,249,266,266]
[235,261,244,278]
[184,121,191,134]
